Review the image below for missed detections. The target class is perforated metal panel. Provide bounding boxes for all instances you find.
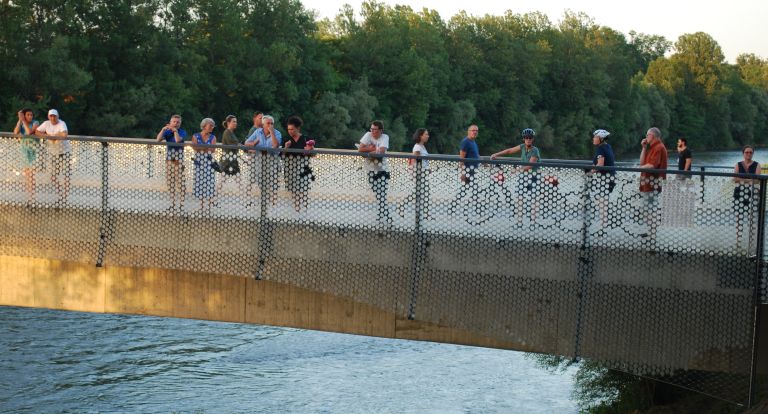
[0,133,764,405]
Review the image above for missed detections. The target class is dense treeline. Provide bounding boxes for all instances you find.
[2,0,767,158]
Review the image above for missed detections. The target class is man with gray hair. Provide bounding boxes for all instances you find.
[638,127,668,245]
[245,114,282,206]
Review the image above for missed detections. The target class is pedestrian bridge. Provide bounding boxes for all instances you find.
[0,133,766,406]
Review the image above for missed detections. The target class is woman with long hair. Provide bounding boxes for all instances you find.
[13,108,40,204]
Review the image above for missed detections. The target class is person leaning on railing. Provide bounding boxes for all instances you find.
[357,120,392,226]
[191,118,217,213]
[215,115,243,206]
[282,115,316,213]
[733,145,761,246]
[397,128,432,219]
[491,128,541,228]
[35,109,71,207]
[244,114,282,207]
[14,108,40,204]
[155,114,187,212]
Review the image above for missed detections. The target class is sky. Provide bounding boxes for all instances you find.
[301,0,767,63]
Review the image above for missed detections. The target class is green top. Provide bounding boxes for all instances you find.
[222,129,239,154]
[519,144,541,172]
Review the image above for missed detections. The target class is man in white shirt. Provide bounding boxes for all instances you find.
[35,109,71,204]
[358,120,392,225]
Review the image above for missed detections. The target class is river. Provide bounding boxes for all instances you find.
[0,149,751,413]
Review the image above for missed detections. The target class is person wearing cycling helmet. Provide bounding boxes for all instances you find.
[491,128,541,227]
[588,129,616,233]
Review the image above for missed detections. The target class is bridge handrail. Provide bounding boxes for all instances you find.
[0,132,763,181]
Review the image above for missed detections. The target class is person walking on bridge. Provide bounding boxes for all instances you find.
[588,129,615,233]
[448,124,481,218]
[155,114,187,212]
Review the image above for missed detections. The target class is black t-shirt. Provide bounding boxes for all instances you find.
[282,134,309,157]
[677,148,692,170]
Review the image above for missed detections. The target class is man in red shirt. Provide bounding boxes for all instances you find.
[638,127,668,245]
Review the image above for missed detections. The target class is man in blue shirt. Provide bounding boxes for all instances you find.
[589,129,616,233]
[155,114,187,211]
[245,114,282,206]
[449,124,481,217]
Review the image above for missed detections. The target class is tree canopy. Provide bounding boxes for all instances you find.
[2,0,767,158]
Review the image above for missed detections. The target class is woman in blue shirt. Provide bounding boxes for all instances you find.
[191,118,217,212]
[13,108,40,204]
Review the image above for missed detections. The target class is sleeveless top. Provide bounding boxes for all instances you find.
[737,161,758,174]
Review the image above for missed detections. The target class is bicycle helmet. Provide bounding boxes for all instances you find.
[521,128,535,138]
[593,129,610,139]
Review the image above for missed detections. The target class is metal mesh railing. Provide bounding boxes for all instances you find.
[0,133,765,405]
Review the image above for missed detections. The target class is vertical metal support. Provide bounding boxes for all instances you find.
[407,159,425,320]
[147,144,154,178]
[573,173,594,361]
[96,142,110,267]
[699,167,706,204]
[748,178,767,407]
[254,151,273,280]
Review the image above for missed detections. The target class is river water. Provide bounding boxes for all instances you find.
[0,149,751,413]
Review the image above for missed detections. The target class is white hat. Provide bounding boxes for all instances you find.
[48,109,59,117]
[593,129,610,139]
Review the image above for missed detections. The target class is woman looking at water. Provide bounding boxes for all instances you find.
[215,115,242,206]
[192,118,217,213]
[282,116,315,213]
[733,145,761,246]
[13,108,40,204]
[397,128,432,219]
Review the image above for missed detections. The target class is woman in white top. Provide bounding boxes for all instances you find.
[398,128,432,219]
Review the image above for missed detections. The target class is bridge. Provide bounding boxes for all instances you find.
[0,133,766,406]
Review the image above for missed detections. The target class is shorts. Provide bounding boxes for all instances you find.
[640,190,660,208]
[51,153,72,177]
[517,173,540,196]
[593,174,616,197]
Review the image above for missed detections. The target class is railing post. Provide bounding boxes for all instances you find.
[573,173,594,361]
[96,142,110,267]
[699,166,706,204]
[254,151,273,280]
[748,178,767,407]
[407,158,425,320]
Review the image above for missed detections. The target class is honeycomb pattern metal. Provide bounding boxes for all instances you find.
[0,133,764,405]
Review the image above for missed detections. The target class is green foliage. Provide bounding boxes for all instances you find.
[1,1,766,158]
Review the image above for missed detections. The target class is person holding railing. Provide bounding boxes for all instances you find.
[243,111,263,204]
[397,128,432,219]
[35,109,70,207]
[14,108,40,204]
[191,118,217,213]
[282,116,315,213]
[358,120,392,226]
[244,114,282,207]
[588,129,615,234]
[491,128,541,228]
[733,145,761,247]
[215,115,243,206]
[155,114,187,212]
[638,127,668,246]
